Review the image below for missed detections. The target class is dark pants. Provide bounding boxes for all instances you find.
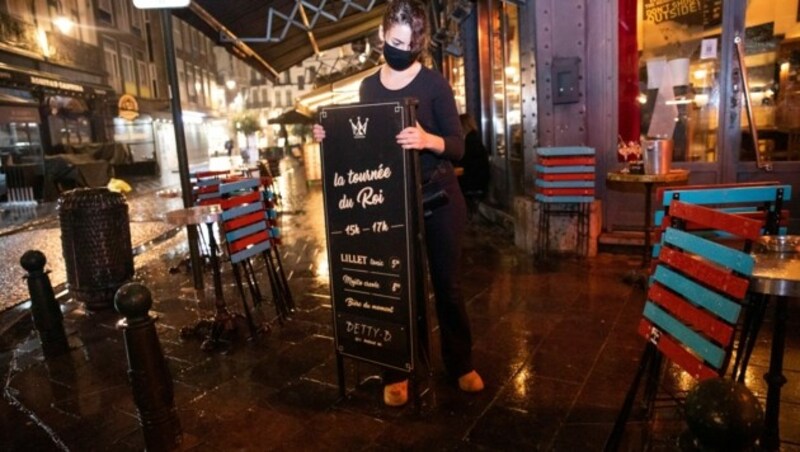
[386,169,473,383]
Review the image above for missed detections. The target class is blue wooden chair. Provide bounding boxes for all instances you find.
[605,200,764,451]
[533,146,595,258]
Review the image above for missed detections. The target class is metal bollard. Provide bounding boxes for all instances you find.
[20,250,69,357]
[115,283,182,451]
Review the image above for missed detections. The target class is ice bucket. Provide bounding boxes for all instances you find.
[643,138,673,175]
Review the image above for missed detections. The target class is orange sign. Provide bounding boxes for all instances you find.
[118,94,139,120]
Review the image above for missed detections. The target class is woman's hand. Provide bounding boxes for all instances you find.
[312,124,326,142]
[396,122,443,153]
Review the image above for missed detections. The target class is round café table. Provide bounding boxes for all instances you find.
[607,169,690,268]
[748,236,800,451]
[165,205,239,351]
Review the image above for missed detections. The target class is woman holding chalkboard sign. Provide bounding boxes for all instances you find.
[313,0,483,407]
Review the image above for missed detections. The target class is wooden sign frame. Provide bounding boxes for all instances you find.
[319,99,427,395]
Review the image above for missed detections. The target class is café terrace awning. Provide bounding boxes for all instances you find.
[174,0,388,80]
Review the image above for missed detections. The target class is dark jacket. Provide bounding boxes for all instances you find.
[458,130,490,194]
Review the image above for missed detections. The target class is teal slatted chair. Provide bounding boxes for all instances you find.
[605,200,764,451]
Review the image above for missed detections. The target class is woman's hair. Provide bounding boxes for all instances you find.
[460,113,478,135]
[382,0,429,54]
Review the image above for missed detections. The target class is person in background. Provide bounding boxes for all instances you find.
[457,113,490,214]
[312,0,483,407]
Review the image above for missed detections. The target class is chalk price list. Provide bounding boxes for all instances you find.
[329,162,410,359]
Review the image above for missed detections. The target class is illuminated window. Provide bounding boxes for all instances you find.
[103,38,122,92]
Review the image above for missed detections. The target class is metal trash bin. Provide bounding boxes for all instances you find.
[58,187,134,310]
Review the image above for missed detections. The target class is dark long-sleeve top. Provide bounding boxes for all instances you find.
[360,66,464,181]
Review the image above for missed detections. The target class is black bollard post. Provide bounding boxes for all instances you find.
[115,282,182,451]
[20,250,69,357]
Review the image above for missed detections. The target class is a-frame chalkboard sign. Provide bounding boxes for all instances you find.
[319,99,427,399]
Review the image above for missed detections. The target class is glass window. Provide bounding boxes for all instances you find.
[196,66,204,106]
[490,2,507,157]
[103,39,122,92]
[487,0,521,201]
[186,63,196,100]
[117,0,129,30]
[740,2,800,162]
[120,44,136,94]
[629,0,722,163]
[177,57,187,101]
[130,6,143,31]
[0,106,43,169]
[173,20,183,49]
[49,114,92,146]
[149,63,159,98]
[190,28,197,52]
[446,56,466,114]
[204,71,212,107]
[137,58,150,97]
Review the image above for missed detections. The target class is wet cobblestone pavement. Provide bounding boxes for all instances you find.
[1,159,799,451]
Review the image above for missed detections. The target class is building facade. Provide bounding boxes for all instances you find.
[445,0,800,252]
[0,0,112,199]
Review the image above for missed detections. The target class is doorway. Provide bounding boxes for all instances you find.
[607,0,799,234]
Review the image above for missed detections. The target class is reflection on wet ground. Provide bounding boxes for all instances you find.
[0,159,798,450]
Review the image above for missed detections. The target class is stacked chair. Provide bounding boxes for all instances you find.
[192,170,230,259]
[217,177,294,329]
[258,175,294,316]
[533,146,595,258]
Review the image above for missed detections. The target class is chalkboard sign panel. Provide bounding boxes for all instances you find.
[320,100,421,372]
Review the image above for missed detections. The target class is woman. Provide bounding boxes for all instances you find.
[313,0,483,407]
[457,113,490,197]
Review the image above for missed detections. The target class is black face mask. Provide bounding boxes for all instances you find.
[383,43,419,71]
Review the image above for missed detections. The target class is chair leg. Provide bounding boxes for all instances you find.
[642,350,663,417]
[734,294,769,382]
[261,252,288,321]
[268,250,292,319]
[272,246,295,311]
[244,259,264,307]
[232,262,259,338]
[605,343,656,452]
